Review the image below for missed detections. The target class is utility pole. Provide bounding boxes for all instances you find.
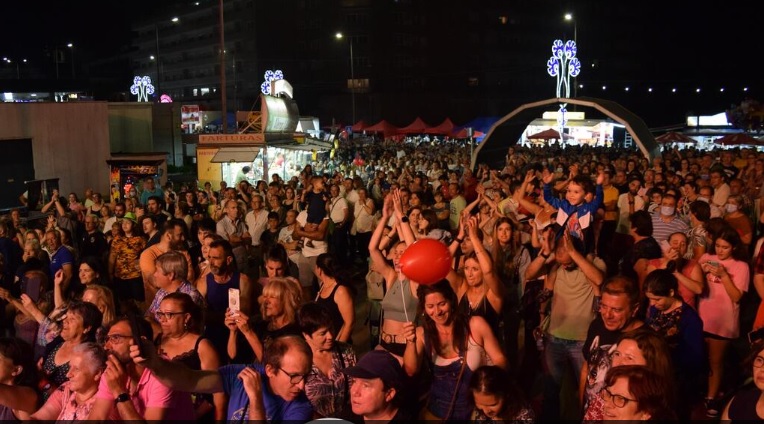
[219,0,228,134]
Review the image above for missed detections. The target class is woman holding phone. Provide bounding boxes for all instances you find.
[697,227,750,418]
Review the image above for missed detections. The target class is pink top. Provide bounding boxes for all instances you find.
[697,254,750,338]
[33,382,120,421]
[96,366,195,421]
[647,258,699,309]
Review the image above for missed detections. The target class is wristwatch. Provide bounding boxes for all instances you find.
[115,393,131,404]
[401,216,409,223]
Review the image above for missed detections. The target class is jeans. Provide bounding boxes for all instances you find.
[540,334,585,420]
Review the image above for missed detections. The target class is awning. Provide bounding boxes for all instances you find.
[209,147,261,163]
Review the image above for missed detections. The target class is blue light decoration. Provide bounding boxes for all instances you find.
[260,69,284,95]
[546,40,580,147]
[130,76,155,102]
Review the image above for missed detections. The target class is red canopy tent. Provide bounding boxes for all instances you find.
[351,120,367,132]
[397,117,430,134]
[424,118,456,135]
[714,133,761,146]
[364,119,400,138]
[654,131,697,144]
[452,127,485,139]
[527,128,572,140]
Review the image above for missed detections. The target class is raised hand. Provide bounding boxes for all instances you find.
[541,169,554,185]
[54,269,64,286]
[104,354,128,396]
[596,171,605,185]
[524,169,536,184]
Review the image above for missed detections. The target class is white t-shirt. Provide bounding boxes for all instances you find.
[297,211,327,257]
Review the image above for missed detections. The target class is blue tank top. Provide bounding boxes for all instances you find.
[205,271,241,314]
[380,278,418,323]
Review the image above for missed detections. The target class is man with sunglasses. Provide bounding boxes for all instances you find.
[129,334,313,421]
[88,316,195,421]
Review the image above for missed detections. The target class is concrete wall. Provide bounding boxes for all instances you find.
[108,102,155,153]
[0,102,112,196]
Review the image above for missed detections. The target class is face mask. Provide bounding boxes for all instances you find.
[726,204,738,213]
[696,196,709,203]
[660,206,675,216]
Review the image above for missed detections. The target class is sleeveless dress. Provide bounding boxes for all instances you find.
[457,295,501,344]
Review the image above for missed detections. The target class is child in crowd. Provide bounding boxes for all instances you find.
[541,168,604,248]
[302,175,329,247]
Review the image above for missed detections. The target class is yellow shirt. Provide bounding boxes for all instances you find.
[603,185,619,221]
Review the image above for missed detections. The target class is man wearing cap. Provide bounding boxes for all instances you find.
[130,334,313,421]
[343,349,411,422]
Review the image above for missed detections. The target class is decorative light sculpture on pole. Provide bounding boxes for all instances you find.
[546,39,580,148]
[261,69,284,95]
[130,76,155,102]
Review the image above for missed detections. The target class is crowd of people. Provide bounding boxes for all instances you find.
[1,138,764,422]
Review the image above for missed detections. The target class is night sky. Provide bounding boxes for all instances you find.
[2,1,761,126]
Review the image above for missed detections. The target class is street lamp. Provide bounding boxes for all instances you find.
[335,32,356,125]
[564,13,577,99]
[154,17,180,99]
[67,43,75,78]
[3,57,26,79]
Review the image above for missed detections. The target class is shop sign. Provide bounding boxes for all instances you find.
[199,133,264,144]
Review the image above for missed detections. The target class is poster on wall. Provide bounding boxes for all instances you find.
[181,105,201,132]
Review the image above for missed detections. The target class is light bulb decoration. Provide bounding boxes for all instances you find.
[261,69,285,95]
[130,76,155,102]
[546,39,580,148]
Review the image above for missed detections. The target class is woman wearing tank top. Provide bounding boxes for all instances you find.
[446,215,504,343]
[0,337,39,421]
[401,281,507,420]
[368,191,420,360]
[313,253,355,343]
[154,293,227,421]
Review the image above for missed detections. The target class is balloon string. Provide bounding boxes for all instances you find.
[398,267,410,322]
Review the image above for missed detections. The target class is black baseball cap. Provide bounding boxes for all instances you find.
[342,350,404,390]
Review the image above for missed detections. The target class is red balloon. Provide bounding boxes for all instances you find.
[399,239,452,285]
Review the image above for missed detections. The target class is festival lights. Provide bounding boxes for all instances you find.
[130,76,155,102]
[261,69,284,95]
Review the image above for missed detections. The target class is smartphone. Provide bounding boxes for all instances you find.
[228,288,241,313]
[707,260,719,267]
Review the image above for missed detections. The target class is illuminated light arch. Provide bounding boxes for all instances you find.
[471,97,660,170]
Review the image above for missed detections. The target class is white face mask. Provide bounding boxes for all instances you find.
[726,204,738,214]
[660,206,675,216]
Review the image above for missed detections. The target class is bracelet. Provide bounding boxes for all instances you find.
[455,237,464,244]
[540,251,550,259]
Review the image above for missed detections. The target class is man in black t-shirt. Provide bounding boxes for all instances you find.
[580,275,643,420]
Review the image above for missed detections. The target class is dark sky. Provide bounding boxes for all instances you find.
[2,1,760,126]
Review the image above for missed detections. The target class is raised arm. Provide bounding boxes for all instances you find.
[392,189,415,246]
[129,340,224,394]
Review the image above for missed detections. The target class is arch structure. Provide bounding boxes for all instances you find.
[471,97,659,170]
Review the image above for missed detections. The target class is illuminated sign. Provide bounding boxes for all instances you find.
[261,69,284,95]
[262,95,299,132]
[542,111,585,120]
[160,94,173,103]
[130,76,155,102]
[199,133,265,144]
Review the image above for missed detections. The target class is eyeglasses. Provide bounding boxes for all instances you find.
[754,356,764,368]
[104,334,132,344]
[600,388,638,408]
[155,311,185,321]
[278,367,308,385]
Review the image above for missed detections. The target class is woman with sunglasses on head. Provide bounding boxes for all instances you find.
[154,292,227,421]
[600,365,676,421]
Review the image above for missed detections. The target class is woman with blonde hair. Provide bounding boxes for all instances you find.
[81,285,116,329]
[225,276,302,362]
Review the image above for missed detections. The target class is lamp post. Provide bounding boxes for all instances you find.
[219,0,228,134]
[3,57,26,79]
[154,17,180,100]
[335,32,356,125]
[564,13,577,99]
[67,43,75,78]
